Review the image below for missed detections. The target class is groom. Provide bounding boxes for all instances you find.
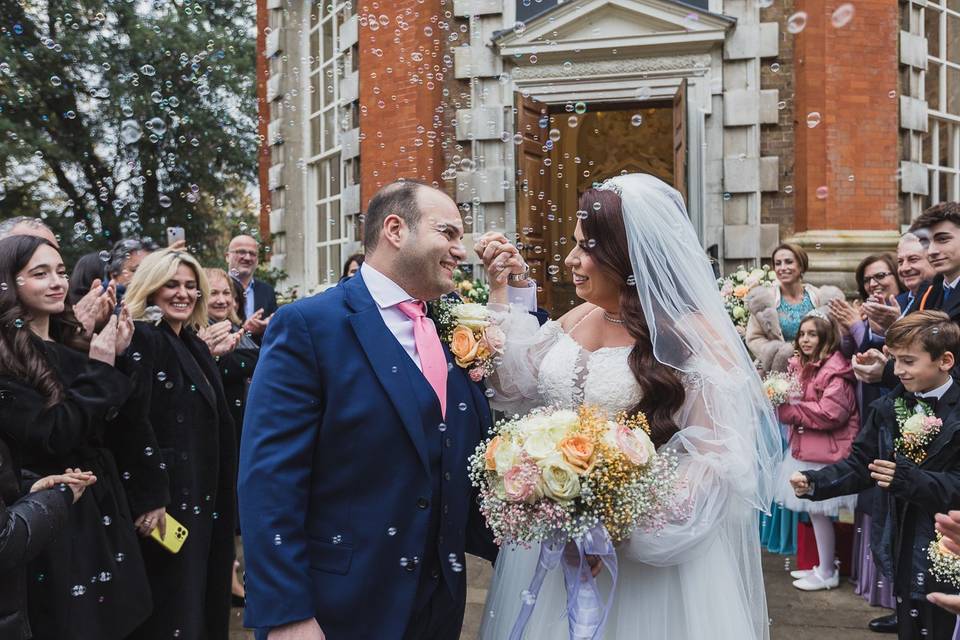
[238,180,510,640]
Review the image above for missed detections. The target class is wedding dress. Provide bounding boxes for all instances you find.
[478,174,781,640]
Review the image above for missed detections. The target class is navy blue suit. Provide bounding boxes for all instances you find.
[238,273,496,639]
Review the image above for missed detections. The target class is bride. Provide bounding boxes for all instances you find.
[473,174,782,639]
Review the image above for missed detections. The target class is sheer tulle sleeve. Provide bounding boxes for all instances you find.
[622,368,762,567]
[486,304,562,416]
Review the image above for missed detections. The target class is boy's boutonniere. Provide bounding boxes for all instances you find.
[430,296,504,382]
[894,396,943,464]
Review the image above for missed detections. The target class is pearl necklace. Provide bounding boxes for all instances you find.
[602,311,625,325]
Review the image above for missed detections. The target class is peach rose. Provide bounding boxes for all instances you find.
[485,435,501,471]
[558,435,595,475]
[450,326,480,366]
[733,285,750,299]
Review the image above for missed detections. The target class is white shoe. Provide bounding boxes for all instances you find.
[792,569,839,591]
[790,569,813,579]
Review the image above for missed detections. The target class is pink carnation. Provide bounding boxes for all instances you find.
[469,367,485,382]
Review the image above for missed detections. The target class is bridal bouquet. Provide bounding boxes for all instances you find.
[469,406,682,640]
[761,370,801,407]
[717,265,778,336]
[430,297,504,381]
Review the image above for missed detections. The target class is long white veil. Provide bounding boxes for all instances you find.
[598,173,782,514]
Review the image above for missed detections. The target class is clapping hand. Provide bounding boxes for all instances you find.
[928,512,960,614]
[827,298,860,334]
[862,295,901,334]
[242,308,271,337]
[852,348,888,384]
[30,468,97,504]
[74,279,117,338]
[89,315,122,367]
[198,320,243,356]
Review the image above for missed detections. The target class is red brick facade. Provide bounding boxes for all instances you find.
[791,0,900,233]
[358,0,450,209]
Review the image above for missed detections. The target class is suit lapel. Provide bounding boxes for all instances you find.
[923,383,960,465]
[161,325,218,410]
[345,275,432,476]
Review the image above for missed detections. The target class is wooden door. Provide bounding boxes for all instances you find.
[515,93,551,311]
[672,78,687,203]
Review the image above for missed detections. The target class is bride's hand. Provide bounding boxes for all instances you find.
[474,232,527,291]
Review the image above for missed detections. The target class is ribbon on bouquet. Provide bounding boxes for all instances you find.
[508,524,618,640]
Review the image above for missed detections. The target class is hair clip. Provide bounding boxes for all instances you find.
[805,308,830,321]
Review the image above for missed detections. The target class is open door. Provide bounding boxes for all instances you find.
[515,93,551,311]
[672,78,687,204]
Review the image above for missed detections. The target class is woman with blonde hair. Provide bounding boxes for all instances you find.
[119,248,237,640]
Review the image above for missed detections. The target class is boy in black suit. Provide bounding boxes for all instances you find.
[791,311,960,640]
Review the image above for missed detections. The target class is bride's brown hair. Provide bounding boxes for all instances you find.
[578,188,685,447]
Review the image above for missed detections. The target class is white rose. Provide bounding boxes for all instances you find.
[902,414,926,436]
[523,429,560,461]
[453,303,490,330]
[632,427,657,462]
[493,437,522,471]
[539,454,581,503]
[750,268,765,281]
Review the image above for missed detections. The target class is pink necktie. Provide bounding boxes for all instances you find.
[396,300,448,417]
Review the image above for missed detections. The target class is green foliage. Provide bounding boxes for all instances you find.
[0,0,258,267]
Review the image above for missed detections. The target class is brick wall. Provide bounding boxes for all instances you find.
[792,0,900,232]
[358,0,453,208]
[760,0,797,240]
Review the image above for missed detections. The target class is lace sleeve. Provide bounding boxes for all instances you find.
[621,368,765,566]
[486,304,562,416]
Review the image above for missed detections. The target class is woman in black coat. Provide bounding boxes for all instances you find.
[121,248,237,640]
[0,438,95,640]
[0,235,153,640]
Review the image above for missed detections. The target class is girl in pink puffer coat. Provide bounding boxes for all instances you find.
[775,311,861,592]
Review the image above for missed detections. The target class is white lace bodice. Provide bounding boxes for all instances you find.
[536,324,640,414]
[489,313,642,417]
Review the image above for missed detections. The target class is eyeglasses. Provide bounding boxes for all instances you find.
[864,271,893,284]
[229,249,258,258]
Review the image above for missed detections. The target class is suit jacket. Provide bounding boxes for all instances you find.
[238,273,496,639]
[250,279,278,319]
[803,382,960,598]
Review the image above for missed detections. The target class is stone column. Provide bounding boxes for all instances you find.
[787,0,901,293]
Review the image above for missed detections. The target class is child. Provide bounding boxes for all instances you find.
[776,310,861,591]
[792,311,960,640]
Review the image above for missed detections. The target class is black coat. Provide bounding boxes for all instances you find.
[249,279,278,319]
[0,439,73,640]
[121,321,237,640]
[804,382,960,598]
[0,341,153,639]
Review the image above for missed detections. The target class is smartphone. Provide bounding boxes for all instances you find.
[166,226,186,246]
[150,512,189,554]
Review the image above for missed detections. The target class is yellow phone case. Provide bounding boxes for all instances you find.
[150,513,189,554]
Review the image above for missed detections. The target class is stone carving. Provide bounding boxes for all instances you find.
[509,55,712,79]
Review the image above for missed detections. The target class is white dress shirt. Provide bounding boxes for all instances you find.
[917,377,954,403]
[361,262,423,370]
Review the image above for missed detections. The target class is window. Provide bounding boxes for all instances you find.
[922,1,960,209]
[307,0,350,287]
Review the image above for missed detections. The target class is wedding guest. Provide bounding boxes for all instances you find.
[747,243,843,556]
[776,311,860,591]
[341,253,364,280]
[746,243,839,374]
[226,235,276,342]
[122,248,237,640]
[830,254,904,359]
[792,311,960,640]
[0,235,154,639]
[0,443,96,640]
[68,251,109,305]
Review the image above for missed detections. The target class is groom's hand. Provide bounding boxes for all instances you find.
[268,618,325,640]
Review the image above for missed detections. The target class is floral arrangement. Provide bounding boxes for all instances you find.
[453,267,490,304]
[468,405,682,546]
[717,265,778,336]
[928,533,960,588]
[430,297,505,382]
[894,397,943,464]
[761,370,801,407]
